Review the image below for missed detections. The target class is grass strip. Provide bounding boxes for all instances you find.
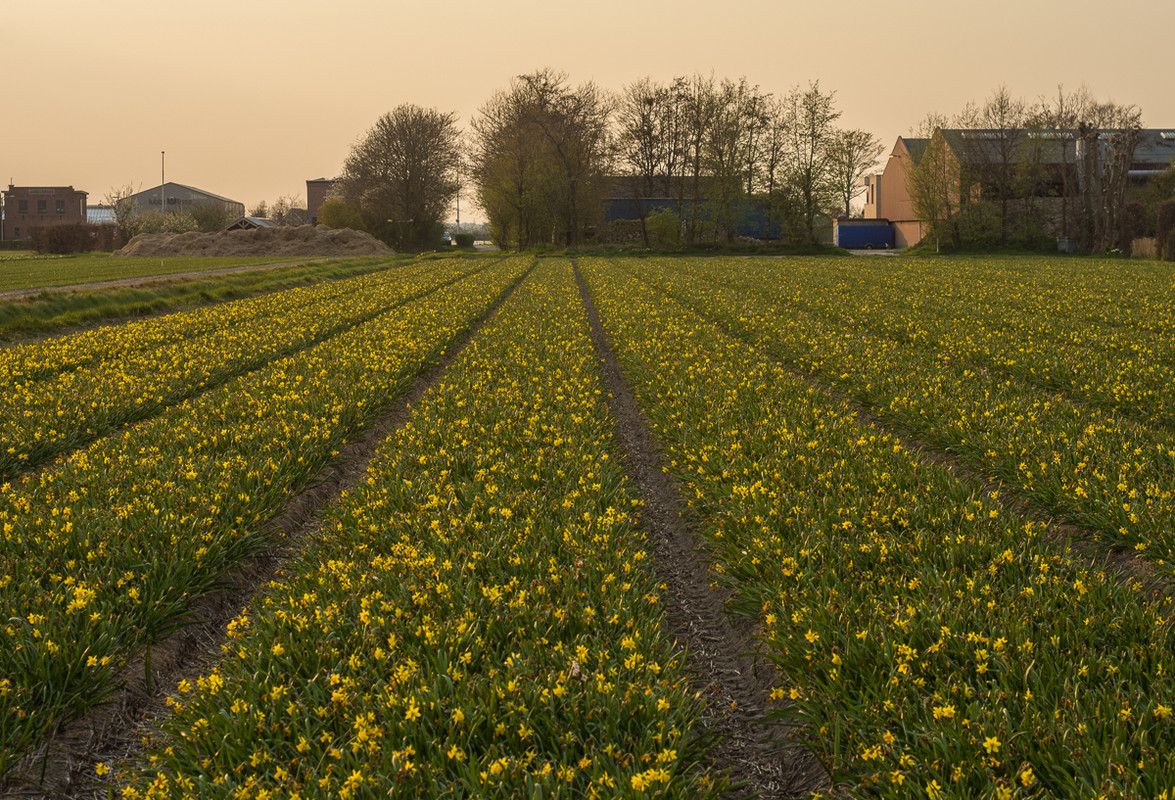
[118,260,717,799]
[0,254,337,293]
[582,256,1175,798]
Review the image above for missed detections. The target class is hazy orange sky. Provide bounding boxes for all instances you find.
[4,0,1171,221]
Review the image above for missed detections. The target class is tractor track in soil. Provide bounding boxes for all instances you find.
[574,261,826,800]
[1,262,533,800]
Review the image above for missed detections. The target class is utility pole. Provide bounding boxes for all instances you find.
[161,151,166,212]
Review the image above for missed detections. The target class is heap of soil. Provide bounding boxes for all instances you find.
[112,226,393,258]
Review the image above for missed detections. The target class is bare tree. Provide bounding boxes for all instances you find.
[701,77,770,241]
[678,74,719,244]
[104,183,143,244]
[827,128,884,217]
[1028,85,1095,239]
[759,96,794,240]
[966,85,1026,245]
[269,195,305,225]
[785,81,842,243]
[517,69,614,247]
[337,104,461,250]
[616,77,687,245]
[470,69,612,249]
[1077,103,1142,253]
[906,124,963,249]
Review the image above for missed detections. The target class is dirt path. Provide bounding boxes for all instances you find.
[573,262,824,799]
[3,265,532,799]
[0,258,335,301]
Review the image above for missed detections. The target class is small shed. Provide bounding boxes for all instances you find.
[225,216,279,231]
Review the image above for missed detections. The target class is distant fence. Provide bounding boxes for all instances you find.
[1131,238,1156,258]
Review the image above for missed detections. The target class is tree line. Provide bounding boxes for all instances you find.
[312,75,1173,254]
[323,69,884,251]
[907,85,1173,254]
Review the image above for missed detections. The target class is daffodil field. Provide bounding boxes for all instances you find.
[2,252,1174,798]
[610,256,1175,572]
[0,258,491,479]
[581,255,1175,798]
[0,255,530,780]
[120,260,714,799]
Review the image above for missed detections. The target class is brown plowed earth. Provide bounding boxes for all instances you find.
[0,263,532,799]
[573,262,826,799]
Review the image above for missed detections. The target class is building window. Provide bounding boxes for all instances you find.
[18,200,28,213]
[37,200,47,213]
[57,200,65,213]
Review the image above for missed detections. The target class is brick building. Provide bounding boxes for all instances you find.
[306,178,336,226]
[1,185,88,242]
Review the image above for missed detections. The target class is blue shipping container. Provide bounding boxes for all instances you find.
[835,221,893,249]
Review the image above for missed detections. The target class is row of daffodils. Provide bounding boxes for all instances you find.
[0,258,493,480]
[619,256,1175,575]
[581,257,1175,798]
[117,261,716,799]
[0,256,530,780]
[0,259,395,387]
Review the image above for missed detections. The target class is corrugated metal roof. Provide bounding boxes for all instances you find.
[86,206,116,224]
[933,128,1174,169]
[1133,130,1175,167]
[225,216,279,230]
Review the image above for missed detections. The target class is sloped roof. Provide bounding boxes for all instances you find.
[128,182,242,206]
[225,216,279,230]
[1134,130,1175,167]
[934,128,1175,169]
[938,129,1072,165]
[898,137,929,165]
[168,182,241,205]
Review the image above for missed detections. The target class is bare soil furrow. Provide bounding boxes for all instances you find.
[573,261,824,800]
[4,262,534,800]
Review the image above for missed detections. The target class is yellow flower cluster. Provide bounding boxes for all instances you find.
[581,255,1175,798]
[120,262,713,799]
[0,259,487,479]
[633,254,1175,572]
[0,255,530,780]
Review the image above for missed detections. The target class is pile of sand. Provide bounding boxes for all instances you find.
[112,226,393,258]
